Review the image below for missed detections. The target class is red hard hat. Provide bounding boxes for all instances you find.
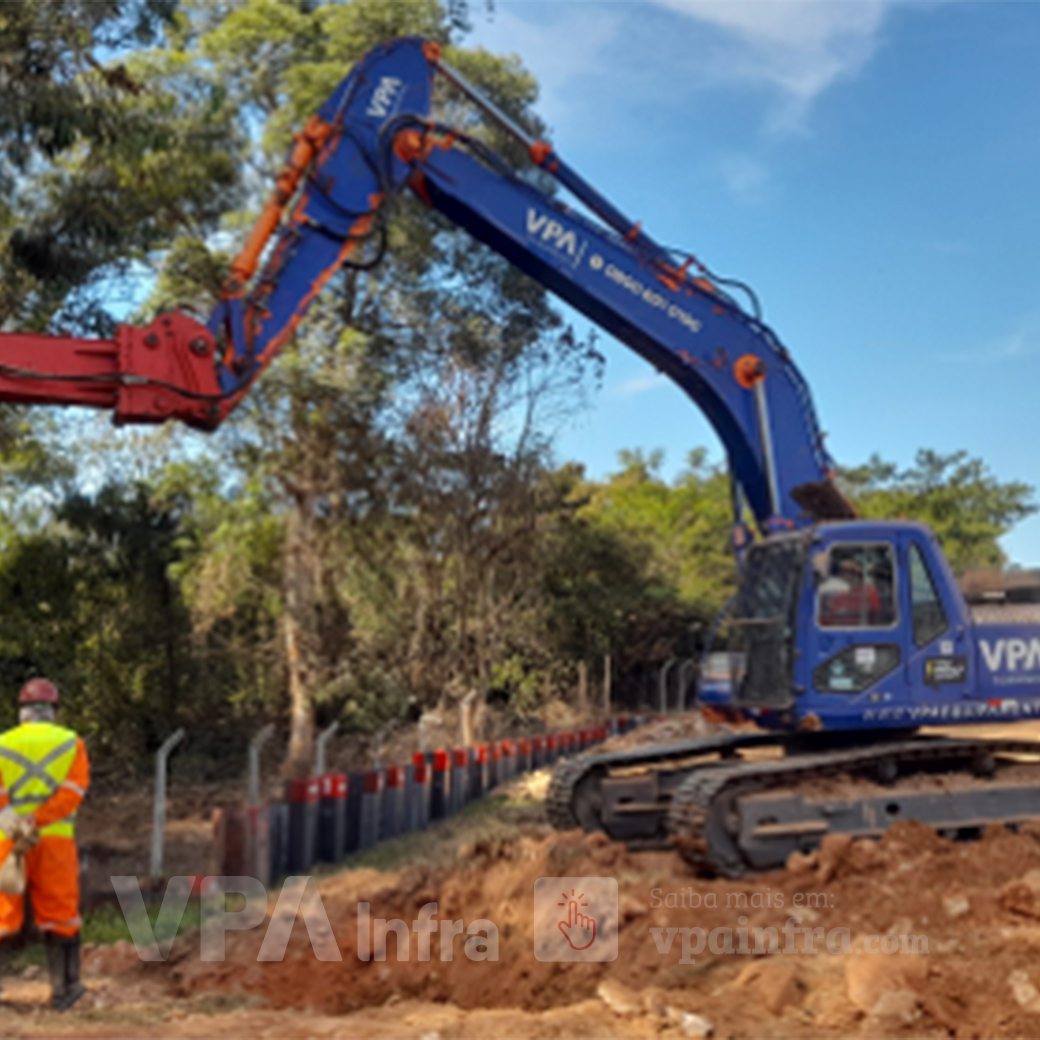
[18,679,59,706]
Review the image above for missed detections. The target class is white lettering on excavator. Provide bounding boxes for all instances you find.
[862,699,1040,722]
[525,208,586,266]
[979,638,1040,673]
[366,77,403,119]
[598,263,702,335]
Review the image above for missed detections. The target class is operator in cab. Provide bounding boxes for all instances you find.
[819,556,884,627]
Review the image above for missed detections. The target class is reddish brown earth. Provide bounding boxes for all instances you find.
[5,818,1040,1036]
[7,718,1040,1037]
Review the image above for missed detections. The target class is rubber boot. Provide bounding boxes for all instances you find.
[53,935,84,1012]
[45,933,66,1010]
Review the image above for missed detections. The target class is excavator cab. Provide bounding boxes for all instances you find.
[728,520,976,730]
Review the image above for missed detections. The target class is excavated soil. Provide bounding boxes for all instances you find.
[156,820,1040,1037]
[7,815,1040,1036]
[10,720,1040,1036]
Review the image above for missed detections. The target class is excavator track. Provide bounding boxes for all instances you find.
[546,731,792,844]
[666,736,1040,876]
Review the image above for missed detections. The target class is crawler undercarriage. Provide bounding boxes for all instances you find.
[547,730,1040,876]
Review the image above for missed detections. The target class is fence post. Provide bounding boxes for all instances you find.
[679,658,697,711]
[658,657,678,713]
[314,720,339,777]
[418,713,439,753]
[459,690,478,747]
[372,724,390,769]
[248,723,276,808]
[150,728,185,878]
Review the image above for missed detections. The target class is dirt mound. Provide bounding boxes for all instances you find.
[116,817,1040,1037]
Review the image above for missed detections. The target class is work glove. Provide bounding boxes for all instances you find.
[0,806,19,840]
[11,814,38,850]
[0,807,38,848]
[0,810,35,897]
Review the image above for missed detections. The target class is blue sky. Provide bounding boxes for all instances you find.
[468,1,1040,564]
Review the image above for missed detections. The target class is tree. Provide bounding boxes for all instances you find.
[0,0,241,333]
[533,450,735,708]
[0,481,190,764]
[841,449,1036,573]
[580,449,736,615]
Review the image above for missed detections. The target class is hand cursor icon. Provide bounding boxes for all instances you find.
[558,893,596,951]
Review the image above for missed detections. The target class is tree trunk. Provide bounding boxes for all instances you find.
[283,506,315,777]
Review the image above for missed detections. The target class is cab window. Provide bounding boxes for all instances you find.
[909,544,948,647]
[816,543,897,629]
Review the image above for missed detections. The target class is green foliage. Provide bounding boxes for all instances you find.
[0,2,243,334]
[584,448,736,617]
[169,0,596,763]
[841,449,1036,573]
[0,1,177,179]
[0,482,191,756]
[79,894,201,951]
[489,655,544,716]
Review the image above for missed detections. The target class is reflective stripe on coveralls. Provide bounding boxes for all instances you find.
[0,725,79,838]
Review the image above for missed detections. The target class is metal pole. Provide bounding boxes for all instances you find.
[248,723,276,808]
[313,720,339,777]
[372,725,389,770]
[150,728,185,878]
[603,653,612,713]
[435,59,538,149]
[658,658,678,714]
[679,659,697,711]
[459,690,478,747]
[753,380,781,520]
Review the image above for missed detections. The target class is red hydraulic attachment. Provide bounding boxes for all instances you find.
[0,312,224,431]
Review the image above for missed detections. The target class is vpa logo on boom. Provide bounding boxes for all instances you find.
[526,208,587,268]
[366,76,403,119]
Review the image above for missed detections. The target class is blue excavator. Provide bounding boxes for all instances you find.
[4,37,1040,875]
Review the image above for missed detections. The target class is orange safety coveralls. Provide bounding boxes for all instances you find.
[0,725,90,938]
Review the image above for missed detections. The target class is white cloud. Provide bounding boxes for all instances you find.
[653,0,906,129]
[469,2,940,201]
[470,2,935,140]
[613,372,669,397]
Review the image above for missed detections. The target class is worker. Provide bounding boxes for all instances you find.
[819,556,884,628]
[0,679,89,1011]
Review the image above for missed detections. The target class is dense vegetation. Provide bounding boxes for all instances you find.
[0,0,1033,778]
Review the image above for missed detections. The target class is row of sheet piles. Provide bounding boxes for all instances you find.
[219,715,644,880]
